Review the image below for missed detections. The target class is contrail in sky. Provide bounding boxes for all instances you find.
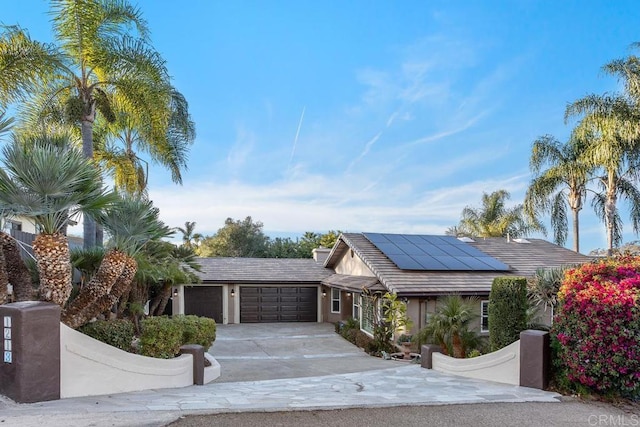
[288,106,306,171]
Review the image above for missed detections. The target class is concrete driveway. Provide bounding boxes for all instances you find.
[208,323,402,382]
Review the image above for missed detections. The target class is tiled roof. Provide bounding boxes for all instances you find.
[321,274,385,292]
[325,233,592,296]
[195,257,333,283]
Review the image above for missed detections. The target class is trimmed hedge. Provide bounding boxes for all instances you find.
[139,316,183,358]
[139,315,217,359]
[488,276,527,351]
[79,319,135,352]
[173,315,217,349]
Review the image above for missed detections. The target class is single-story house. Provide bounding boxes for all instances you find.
[172,233,591,334]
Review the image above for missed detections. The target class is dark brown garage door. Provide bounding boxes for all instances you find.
[184,286,223,323]
[240,287,317,323]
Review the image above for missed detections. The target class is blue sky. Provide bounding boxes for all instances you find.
[3,1,640,253]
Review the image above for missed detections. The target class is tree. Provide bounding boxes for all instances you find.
[414,295,478,358]
[524,135,592,252]
[0,135,114,306]
[62,194,171,328]
[453,190,544,238]
[197,216,269,257]
[176,221,203,250]
[566,48,640,255]
[0,1,183,248]
[92,89,195,195]
[266,237,303,258]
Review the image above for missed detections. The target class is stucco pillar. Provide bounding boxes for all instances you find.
[179,344,205,385]
[519,330,550,390]
[0,301,61,403]
[420,344,442,369]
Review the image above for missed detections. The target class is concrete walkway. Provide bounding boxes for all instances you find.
[0,324,562,427]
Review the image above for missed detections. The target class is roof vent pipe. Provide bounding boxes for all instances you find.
[506,232,510,243]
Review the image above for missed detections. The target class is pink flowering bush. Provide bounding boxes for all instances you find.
[552,256,640,399]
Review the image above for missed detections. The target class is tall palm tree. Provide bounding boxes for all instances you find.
[566,105,640,254]
[524,135,592,252]
[0,136,114,306]
[62,194,171,328]
[0,1,179,248]
[176,221,203,249]
[565,48,640,254]
[455,190,545,238]
[93,88,195,195]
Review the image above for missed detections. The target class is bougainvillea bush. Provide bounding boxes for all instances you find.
[553,256,640,399]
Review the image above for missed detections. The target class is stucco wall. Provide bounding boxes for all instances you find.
[432,340,520,385]
[334,249,376,277]
[60,324,195,398]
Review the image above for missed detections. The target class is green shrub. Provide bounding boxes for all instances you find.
[355,330,373,349]
[489,276,527,351]
[173,315,217,349]
[79,319,135,351]
[139,316,183,359]
[365,324,394,356]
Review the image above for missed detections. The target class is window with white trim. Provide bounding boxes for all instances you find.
[361,295,376,334]
[481,300,489,333]
[352,294,360,320]
[331,288,340,313]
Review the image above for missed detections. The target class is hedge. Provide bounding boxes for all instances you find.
[488,276,527,351]
[79,319,135,351]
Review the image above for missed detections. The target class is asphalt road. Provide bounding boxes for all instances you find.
[166,400,640,427]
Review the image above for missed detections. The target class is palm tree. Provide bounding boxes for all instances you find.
[0,1,180,248]
[415,295,479,358]
[565,49,640,254]
[524,135,592,252]
[455,190,544,238]
[93,89,195,195]
[0,136,114,306]
[566,106,640,254]
[527,266,567,325]
[62,194,171,328]
[176,221,203,249]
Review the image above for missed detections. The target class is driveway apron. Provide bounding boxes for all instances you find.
[208,323,400,382]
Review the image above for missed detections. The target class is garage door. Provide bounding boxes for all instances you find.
[184,286,223,323]
[240,287,317,323]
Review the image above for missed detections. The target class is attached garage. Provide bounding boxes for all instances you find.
[176,256,332,324]
[184,286,223,323]
[240,286,317,323]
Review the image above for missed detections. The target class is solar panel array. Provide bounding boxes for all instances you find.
[363,233,510,271]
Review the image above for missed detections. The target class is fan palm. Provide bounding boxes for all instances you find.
[456,190,545,238]
[62,194,172,328]
[0,136,114,306]
[0,1,179,248]
[524,135,593,252]
[415,295,479,358]
[0,231,35,302]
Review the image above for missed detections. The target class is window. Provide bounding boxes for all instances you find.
[352,294,360,320]
[481,300,489,333]
[331,288,340,313]
[361,295,376,334]
[7,220,21,231]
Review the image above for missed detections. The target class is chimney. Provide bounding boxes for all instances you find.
[312,247,331,264]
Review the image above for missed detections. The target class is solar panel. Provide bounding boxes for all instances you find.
[362,233,510,272]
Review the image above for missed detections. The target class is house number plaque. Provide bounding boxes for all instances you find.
[3,316,11,364]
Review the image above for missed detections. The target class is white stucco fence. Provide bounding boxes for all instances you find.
[60,323,220,398]
[431,340,521,386]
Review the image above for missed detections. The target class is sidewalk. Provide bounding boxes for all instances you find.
[0,365,561,427]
